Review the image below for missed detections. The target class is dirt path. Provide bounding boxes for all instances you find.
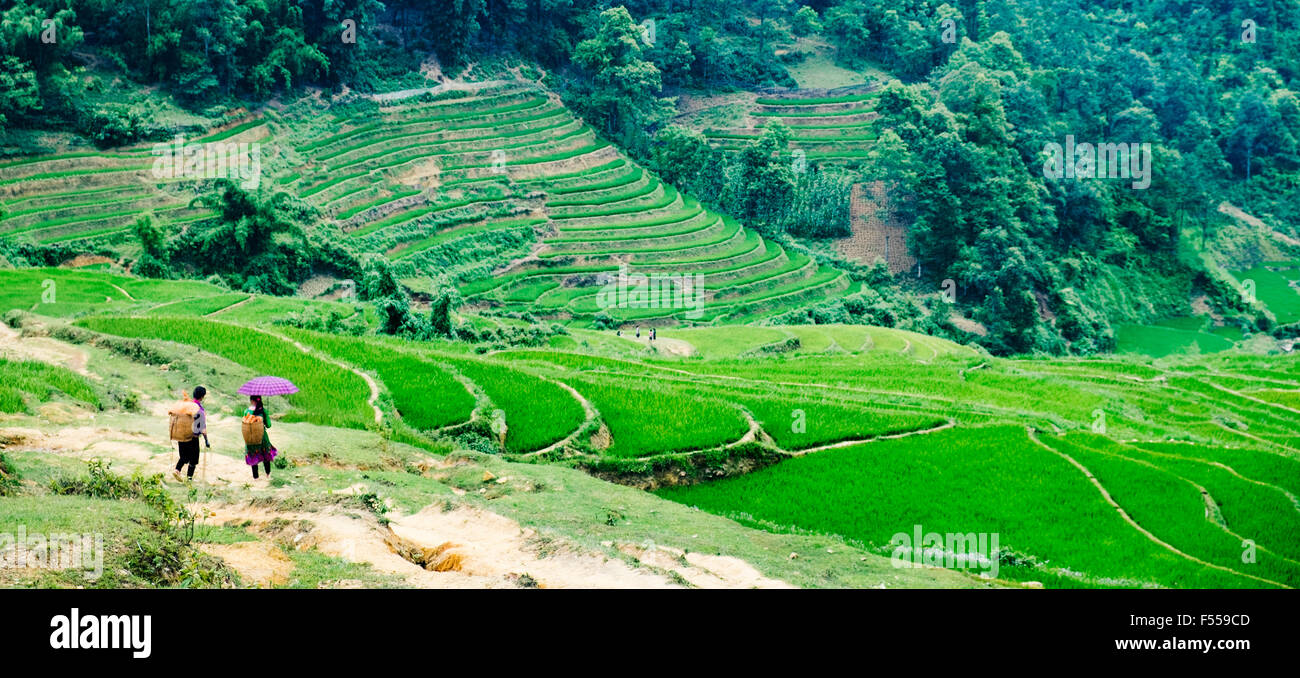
[2,414,790,589]
[657,338,695,357]
[626,335,694,357]
[727,410,762,448]
[368,79,512,103]
[1,418,259,485]
[1027,429,1288,588]
[201,500,785,589]
[1206,381,1300,416]
[206,295,252,317]
[1,411,792,589]
[0,323,92,376]
[108,284,136,301]
[786,420,956,456]
[198,541,294,587]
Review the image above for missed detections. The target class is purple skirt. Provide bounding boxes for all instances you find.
[245,433,277,466]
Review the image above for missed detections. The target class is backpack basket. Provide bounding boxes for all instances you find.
[242,414,265,446]
[168,402,197,442]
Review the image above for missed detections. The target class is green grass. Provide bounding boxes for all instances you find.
[755,93,878,106]
[659,426,1254,588]
[441,140,611,171]
[744,396,946,449]
[144,293,250,317]
[0,84,847,324]
[546,167,644,195]
[206,296,366,326]
[543,215,742,259]
[285,330,475,431]
[551,214,719,244]
[1042,435,1300,587]
[556,203,704,233]
[569,373,749,458]
[197,119,267,143]
[784,50,872,89]
[299,96,550,152]
[1115,323,1236,358]
[76,317,374,429]
[299,170,368,198]
[393,217,545,260]
[516,158,627,185]
[0,493,158,588]
[347,189,515,238]
[0,268,228,317]
[661,326,789,358]
[548,177,659,207]
[549,185,677,220]
[335,189,423,220]
[0,165,153,187]
[324,118,579,171]
[7,266,1300,588]
[1238,264,1300,324]
[0,357,100,413]
[313,110,569,162]
[1133,441,1300,500]
[432,355,586,453]
[502,277,561,302]
[751,107,874,118]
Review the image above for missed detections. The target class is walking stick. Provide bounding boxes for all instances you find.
[202,433,210,482]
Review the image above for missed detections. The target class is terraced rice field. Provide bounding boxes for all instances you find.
[10,269,1300,588]
[2,82,857,324]
[75,316,374,429]
[703,89,881,165]
[659,426,1297,588]
[0,268,366,326]
[309,84,854,322]
[0,122,268,246]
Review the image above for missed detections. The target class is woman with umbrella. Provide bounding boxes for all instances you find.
[238,377,297,480]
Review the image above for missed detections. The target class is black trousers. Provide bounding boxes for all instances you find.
[175,439,200,477]
[251,458,272,478]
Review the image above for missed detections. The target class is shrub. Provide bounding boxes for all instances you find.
[792,7,822,36]
[274,308,369,336]
[0,453,20,496]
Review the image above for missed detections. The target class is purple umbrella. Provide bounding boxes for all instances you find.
[237,376,299,397]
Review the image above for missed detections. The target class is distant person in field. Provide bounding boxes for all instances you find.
[171,386,208,481]
[243,395,278,480]
[635,326,641,339]
[650,328,656,342]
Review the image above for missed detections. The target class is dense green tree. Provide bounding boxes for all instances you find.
[179,180,314,294]
[0,1,84,126]
[792,6,821,36]
[426,0,489,67]
[571,7,671,143]
[427,284,461,339]
[131,216,172,279]
[824,1,870,67]
[650,126,713,191]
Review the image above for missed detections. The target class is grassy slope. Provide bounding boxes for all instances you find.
[7,271,1300,589]
[0,407,978,589]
